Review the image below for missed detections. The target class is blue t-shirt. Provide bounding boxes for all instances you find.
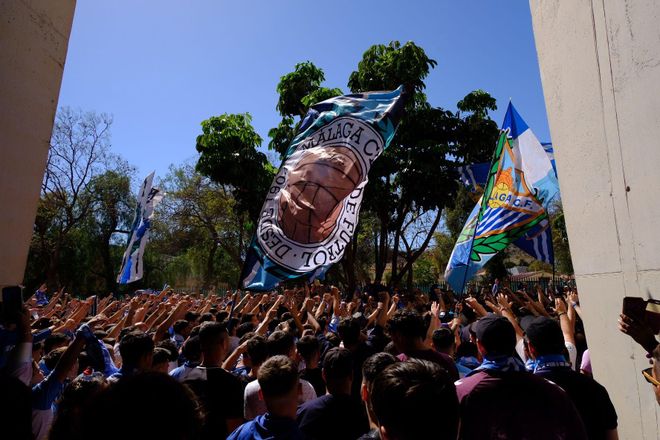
[228,413,303,440]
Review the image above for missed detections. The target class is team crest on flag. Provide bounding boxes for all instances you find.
[445,103,559,293]
[241,87,408,290]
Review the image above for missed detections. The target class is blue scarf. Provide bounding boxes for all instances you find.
[467,355,526,376]
[533,354,571,373]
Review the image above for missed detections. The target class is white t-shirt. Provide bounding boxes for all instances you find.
[243,378,316,420]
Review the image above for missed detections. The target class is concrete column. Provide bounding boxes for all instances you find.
[529,0,660,438]
[0,0,77,287]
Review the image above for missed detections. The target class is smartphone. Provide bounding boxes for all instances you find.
[622,296,660,334]
[2,286,23,323]
[90,296,98,316]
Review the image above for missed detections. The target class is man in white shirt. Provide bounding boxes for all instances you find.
[243,330,317,420]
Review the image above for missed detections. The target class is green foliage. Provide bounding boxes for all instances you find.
[300,87,343,109]
[195,113,274,222]
[276,61,327,117]
[348,41,437,98]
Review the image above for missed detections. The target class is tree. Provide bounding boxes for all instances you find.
[195,114,275,277]
[347,41,500,290]
[157,163,244,288]
[268,61,342,158]
[551,204,574,274]
[84,167,135,293]
[33,107,114,286]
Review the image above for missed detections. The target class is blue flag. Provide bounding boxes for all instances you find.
[241,87,408,291]
[445,103,560,292]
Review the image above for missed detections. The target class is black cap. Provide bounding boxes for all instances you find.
[475,315,516,356]
[523,316,564,356]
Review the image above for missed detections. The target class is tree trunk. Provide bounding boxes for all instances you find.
[392,209,443,286]
[204,240,218,290]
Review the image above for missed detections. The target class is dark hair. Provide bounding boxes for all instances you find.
[118,331,154,366]
[322,347,353,383]
[198,321,227,352]
[156,340,179,362]
[258,355,299,399]
[45,332,69,354]
[181,336,201,362]
[455,341,478,358]
[245,335,269,366]
[296,335,320,362]
[337,317,361,346]
[240,313,255,324]
[432,328,454,352]
[226,317,239,334]
[152,347,171,366]
[184,311,199,323]
[44,346,67,371]
[362,352,397,386]
[50,375,107,440]
[216,311,229,323]
[236,322,256,338]
[82,372,201,440]
[371,360,459,440]
[199,313,214,323]
[388,310,427,340]
[267,331,294,357]
[173,320,189,334]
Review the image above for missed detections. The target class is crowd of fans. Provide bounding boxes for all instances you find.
[1,279,657,439]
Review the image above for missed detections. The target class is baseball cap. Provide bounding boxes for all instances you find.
[475,315,516,356]
[523,316,564,355]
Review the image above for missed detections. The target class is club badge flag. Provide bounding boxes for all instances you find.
[445,103,560,292]
[117,172,164,284]
[241,86,408,291]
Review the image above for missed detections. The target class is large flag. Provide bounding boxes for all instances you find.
[241,87,408,290]
[445,103,560,292]
[117,172,164,284]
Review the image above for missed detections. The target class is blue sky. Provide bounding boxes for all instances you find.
[58,0,549,180]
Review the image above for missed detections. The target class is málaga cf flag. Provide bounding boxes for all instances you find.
[117,172,164,284]
[445,103,560,292]
[241,87,408,290]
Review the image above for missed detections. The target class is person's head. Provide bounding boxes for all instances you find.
[44,346,78,380]
[322,347,353,395]
[524,316,566,360]
[180,336,201,363]
[82,372,201,440]
[432,327,455,356]
[198,322,229,364]
[245,335,269,370]
[474,315,516,358]
[184,311,199,324]
[45,332,69,354]
[50,374,107,440]
[267,330,295,359]
[236,322,256,338]
[151,348,172,374]
[388,310,427,350]
[118,331,154,371]
[296,335,320,368]
[257,355,300,419]
[216,311,229,323]
[173,320,191,338]
[337,317,361,347]
[371,360,459,440]
[0,374,32,440]
[361,352,397,426]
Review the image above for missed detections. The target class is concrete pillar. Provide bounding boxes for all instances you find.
[529,0,660,438]
[0,0,77,287]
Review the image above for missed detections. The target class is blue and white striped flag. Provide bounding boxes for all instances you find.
[117,172,164,284]
[445,103,560,292]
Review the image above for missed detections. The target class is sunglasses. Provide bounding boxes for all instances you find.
[642,367,660,387]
